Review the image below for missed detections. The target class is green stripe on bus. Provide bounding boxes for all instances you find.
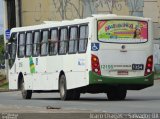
[29,57,36,73]
[89,71,154,85]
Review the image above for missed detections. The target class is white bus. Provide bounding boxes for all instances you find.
[6,14,154,100]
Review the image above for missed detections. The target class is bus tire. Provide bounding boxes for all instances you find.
[107,87,127,101]
[20,80,32,99]
[59,74,80,100]
[59,74,70,100]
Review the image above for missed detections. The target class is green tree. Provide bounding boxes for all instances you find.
[0,35,4,64]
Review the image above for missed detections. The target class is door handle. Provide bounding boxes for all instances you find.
[120,45,127,52]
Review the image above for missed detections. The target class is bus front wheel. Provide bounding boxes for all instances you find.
[107,87,127,101]
[20,80,32,99]
[59,74,80,100]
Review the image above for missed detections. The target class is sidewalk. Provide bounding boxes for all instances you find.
[0,88,9,92]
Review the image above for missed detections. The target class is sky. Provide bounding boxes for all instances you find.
[0,0,4,35]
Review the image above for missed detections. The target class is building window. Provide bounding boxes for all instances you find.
[49,29,58,55]
[69,27,78,54]
[79,25,88,53]
[59,28,68,54]
[33,31,40,56]
[26,32,33,57]
[18,33,25,58]
[41,30,49,56]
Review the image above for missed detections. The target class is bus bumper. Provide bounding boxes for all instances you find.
[89,71,154,90]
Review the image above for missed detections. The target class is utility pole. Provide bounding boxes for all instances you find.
[3,0,9,81]
[15,0,21,27]
[3,0,8,41]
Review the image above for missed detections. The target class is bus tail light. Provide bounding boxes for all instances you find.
[144,55,153,76]
[91,54,101,75]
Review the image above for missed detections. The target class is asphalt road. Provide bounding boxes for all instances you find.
[0,80,160,113]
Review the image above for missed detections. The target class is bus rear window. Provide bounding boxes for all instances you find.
[97,20,148,43]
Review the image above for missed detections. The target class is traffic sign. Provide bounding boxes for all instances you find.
[5,29,11,40]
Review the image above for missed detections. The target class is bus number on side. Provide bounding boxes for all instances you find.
[101,65,114,70]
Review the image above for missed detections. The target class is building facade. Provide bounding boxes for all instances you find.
[3,0,160,39]
[3,0,160,78]
[3,0,160,73]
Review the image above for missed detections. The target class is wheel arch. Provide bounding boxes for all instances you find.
[17,72,24,90]
[58,70,65,90]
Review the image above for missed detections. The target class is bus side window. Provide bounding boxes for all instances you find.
[26,32,33,57]
[79,25,88,53]
[41,30,49,56]
[11,39,17,60]
[49,29,58,55]
[10,33,17,60]
[69,27,78,54]
[33,31,40,57]
[18,33,25,58]
[59,28,68,55]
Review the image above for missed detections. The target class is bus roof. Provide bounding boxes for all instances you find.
[11,14,151,33]
[11,17,93,33]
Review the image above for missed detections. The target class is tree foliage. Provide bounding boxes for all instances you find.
[0,35,4,53]
[0,35,4,64]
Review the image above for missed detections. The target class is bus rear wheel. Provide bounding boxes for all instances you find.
[59,74,80,100]
[107,87,127,101]
[20,80,32,99]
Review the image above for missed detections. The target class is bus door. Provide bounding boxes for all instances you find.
[7,33,17,73]
[7,33,17,89]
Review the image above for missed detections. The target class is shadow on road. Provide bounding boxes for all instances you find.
[31,97,107,101]
[125,96,160,101]
[28,96,160,102]
[31,98,60,100]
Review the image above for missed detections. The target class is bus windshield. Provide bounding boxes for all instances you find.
[97,20,148,43]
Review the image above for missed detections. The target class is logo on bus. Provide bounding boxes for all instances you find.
[78,59,85,66]
[91,43,99,51]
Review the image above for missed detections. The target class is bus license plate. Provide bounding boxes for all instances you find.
[132,64,144,70]
[117,70,128,75]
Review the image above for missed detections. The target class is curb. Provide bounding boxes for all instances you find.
[0,89,17,92]
[0,89,10,92]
